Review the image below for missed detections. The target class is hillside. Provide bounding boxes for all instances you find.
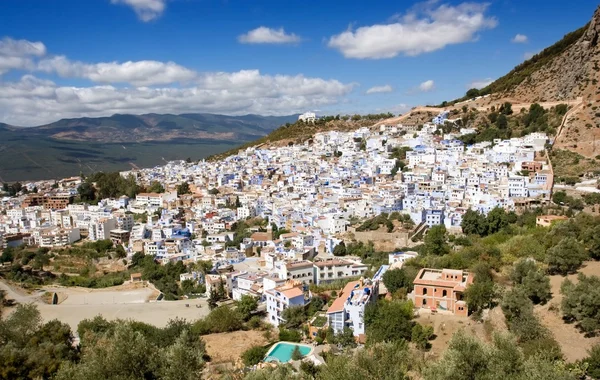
[0,113,297,182]
[449,6,600,159]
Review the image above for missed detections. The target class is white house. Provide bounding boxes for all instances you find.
[266,281,311,327]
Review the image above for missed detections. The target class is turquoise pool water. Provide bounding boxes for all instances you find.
[265,342,312,362]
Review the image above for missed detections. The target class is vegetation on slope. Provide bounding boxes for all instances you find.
[449,24,589,104]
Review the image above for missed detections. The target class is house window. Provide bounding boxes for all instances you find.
[423,299,427,306]
[442,290,447,297]
[422,288,428,295]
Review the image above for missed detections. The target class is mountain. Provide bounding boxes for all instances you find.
[439,6,599,159]
[0,113,297,182]
[5,113,298,143]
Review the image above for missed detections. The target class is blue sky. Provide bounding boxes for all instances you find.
[0,0,597,126]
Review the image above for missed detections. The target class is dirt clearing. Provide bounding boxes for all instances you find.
[203,330,269,364]
[535,260,600,362]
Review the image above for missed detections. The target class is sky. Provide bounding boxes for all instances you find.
[0,0,597,126]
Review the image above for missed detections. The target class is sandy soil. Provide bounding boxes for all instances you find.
[0,280,209,333]
[203,330,269,364]
[534,260,600,362]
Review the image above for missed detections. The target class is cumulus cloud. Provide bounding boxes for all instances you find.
[327,2,497,59]
[0,37,46,74]
[0,72,355,126]
[111,0,166,21]
[511,34,528,43]
[37,56,197,86]
[418,80,435,92]
[366,84,393,94]
[238,27,301,44]
[468,78,493,89]
[0,36,355,125]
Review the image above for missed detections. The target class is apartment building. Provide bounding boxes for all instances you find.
[22,194,73,209]
[266,281,311,327]
[326,278,379,340]
[88,218,117,241]
[412,268,473,316]
[39,227,80,248]
[313,258,368,285]
[135,192,164,207]
[281,260,314,285]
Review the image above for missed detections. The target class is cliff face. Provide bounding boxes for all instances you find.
[508,6,599,103]
[551,7,600,158]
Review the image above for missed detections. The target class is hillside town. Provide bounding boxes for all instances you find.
[0,111,555,332]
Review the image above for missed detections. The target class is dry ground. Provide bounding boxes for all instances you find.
[203,330,269,364]
[534,260,600,362]
[415,307,507,359]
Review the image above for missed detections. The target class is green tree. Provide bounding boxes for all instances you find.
[461,209,488,236]
[336,327,357,349]
[78,182,97,202]
[465,264,500,317]
[366,300,415,344]
[317,342,410,380]
[237,295,259,321]
[561,274,600,334]
[176,182,191,195]
[424,225,449,256]
[242,345,269,366]
[333,242,347,256]
[411,324,434,350]
[584,344,600,379]
[382,268,410,293]
[546,237,587,275]
[510,259,551,304]
[486,207,509,234]
[291,345,303,360]
[148,181,165,193]
[158,330,205,380]
[281,306,308,329]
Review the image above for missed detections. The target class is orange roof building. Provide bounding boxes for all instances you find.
[412,268,473,316]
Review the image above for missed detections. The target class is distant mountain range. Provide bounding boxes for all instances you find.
[0,113,299,143]
[0,113,298,182]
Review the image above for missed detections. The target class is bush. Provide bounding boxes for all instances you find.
[192,306,244,335]
[278,327,302,342]
[241,345,269,366]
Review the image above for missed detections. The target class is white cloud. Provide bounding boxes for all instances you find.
[327,2,497,59]
[418,80,435,92]
[366,84,393,94]
[38,56,197,86]
[511,34,528,43]
[111,0,166,22]
[0,37,355,125]
[0,72,355,126]
[468,78,493,89]
[238,27,301,44]
[0,37,46,74]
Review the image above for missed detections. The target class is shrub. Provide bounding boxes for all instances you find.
[241,345,269,366]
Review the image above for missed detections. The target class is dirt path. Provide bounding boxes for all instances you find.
[375,98,583,128]
[535,261,600,362]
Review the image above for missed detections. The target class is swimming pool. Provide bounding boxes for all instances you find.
[264,342,312,363]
